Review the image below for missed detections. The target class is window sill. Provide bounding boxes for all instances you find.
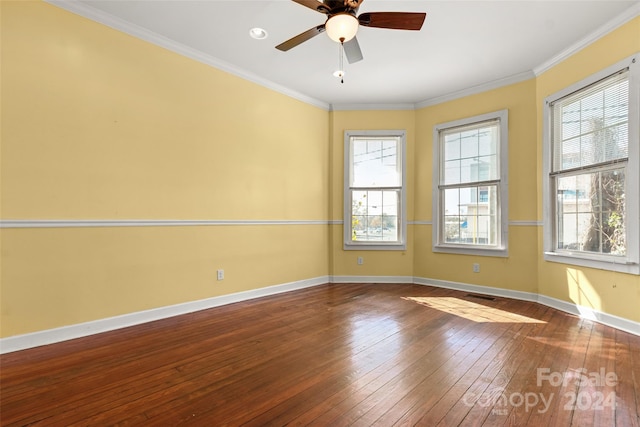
[433,245,508,258]
[344,242,406,251]
[544,252,639,275]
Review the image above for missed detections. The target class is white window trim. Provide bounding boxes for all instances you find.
[432,110,509,257]
[344,130,407,251]
[542,53,639,275]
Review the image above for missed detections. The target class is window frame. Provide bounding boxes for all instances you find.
[343,130,407,251]
[542,54,639,275]
[432,110,509,257]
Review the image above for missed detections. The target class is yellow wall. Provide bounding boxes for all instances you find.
[328,110,415,278]
[535,16,640,322]
[0,1,330,336]
[1,2,638,339]
[414,79,539,294]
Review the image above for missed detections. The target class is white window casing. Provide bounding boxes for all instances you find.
[432,110,509,257]
[543,54,639,275]
[344,130,407,250]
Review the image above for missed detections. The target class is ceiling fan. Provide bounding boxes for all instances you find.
[275,0,426,64]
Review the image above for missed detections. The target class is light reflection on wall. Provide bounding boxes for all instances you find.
[566,268,602,316]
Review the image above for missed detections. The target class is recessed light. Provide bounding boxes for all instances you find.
[249,28,268,40]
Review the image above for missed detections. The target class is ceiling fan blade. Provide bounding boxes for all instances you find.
[343,37,363,64]
[275,25,326,51]
[291,0,330,14]
[358,12,426,30]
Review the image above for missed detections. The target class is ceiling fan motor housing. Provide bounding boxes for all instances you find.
[323,0,360,14]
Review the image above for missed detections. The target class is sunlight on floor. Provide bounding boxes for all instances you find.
[404,296,547,323]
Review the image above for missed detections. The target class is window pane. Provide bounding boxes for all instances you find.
[444,159,461,184]
[367,191,382,216]
[444,134,461,160]
[444,215,461,243]
[443,185,498,246]
[443,188,462,243]
[474,215,493,245]
[351,189,399,242]
[553,71,629,172]
[444,188,460,216]
[562,100,581,140]
[460,129,479,158]
[442,121,499,185]
[460,158,476,182]
[478,127,497,156]
[462,186,498,245]
[555,169,625,254]
[352,138,400,187]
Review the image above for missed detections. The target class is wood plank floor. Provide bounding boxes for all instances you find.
[1,283,639,426]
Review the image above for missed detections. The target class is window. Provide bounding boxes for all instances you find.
[433,110,508,256]
[344,130,406,250]
[543,54,639,274]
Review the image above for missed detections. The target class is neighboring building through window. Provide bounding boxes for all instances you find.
[543,54,639,274]
[433,110,509,256]
[344,130,406,250]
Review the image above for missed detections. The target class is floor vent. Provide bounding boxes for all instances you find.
[465,293,496,301]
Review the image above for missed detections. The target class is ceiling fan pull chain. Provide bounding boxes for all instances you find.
[333,40,346,83]
[340,41,345,83]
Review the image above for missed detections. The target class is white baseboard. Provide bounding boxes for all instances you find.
[2,275,637,354]
[330,275,414,284]
[414,276,640,336]
[0,276,329,354]
[413,276,539,302]
[536,294,640,336]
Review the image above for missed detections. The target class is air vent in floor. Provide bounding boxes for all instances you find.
[465,293,496,301]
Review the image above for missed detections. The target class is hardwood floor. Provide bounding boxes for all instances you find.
[1,283,639,426]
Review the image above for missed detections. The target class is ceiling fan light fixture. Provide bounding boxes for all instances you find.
[325,13,358,43]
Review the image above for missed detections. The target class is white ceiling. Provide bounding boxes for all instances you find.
[55,0,639,108]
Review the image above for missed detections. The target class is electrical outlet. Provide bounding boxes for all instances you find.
[217,269,224,281]
[473,263,480,273]
[357,257,364,265]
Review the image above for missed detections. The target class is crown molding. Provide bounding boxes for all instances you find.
[533,2,640,76]
[45,0,330,111]
[330,103,416,112]
[415,71,535,110]
[43,0,639,113]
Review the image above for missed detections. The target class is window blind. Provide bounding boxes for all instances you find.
[551,69,629,173]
